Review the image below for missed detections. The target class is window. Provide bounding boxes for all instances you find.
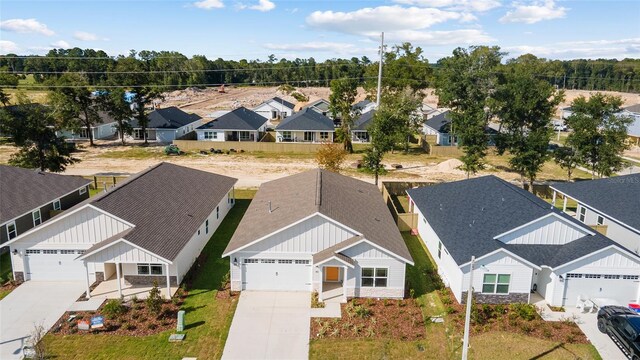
[260,259,276,264]
[361,267,388,287]
[303,132,315,142]
[60,250,75,255]
[7,221,17,240]
[137,264,149,275]
[216,206,220,219]
[585,274,601,279]
[319,132,329,141]
[79,187,87,195]
[278,259,293,264]
[77,250,85,255]
[239,131,250,141]
[596,215,604,226]
[137,263,163,275]
[578,207,586,222]
[281,131,292,141]
[244,258,258,264]
[150,264,163,275]
[623,275,640,280]
[32,210,42,226]
[26,249,40,255]
[271,110,278,119]
[53,199,61,211]
[604,275,620,280]
[295,260,310,265]
[204,131,214,140]
[205,219,209,234]
[280,111,287,119]
[43,249,57,255]
[566,273,583,278]
[482,274,511,294]
[438,242,443,259]
[198,230,201,235]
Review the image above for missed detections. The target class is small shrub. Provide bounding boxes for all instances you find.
[147,322,158,330]
[398,301,407,307]
[130,295,138,303]
[365,298,374,307]
[146,281,163,315]
[353,305,373,319]
[565,333,576,343]
[291,91,309,102]
[520,322,533,333]
[441,296,452,305]
[102,299,126,319]
[509,303,537,321]
[445,306,455,314]
[542,328,552,338]
[220,271,230,290]
[366,326,375,338]
[494,304,506,315]
[409,288,415,299]
[383,299,390,307]
[131,311,140,320]
[121,322,135,331]
[311,291,325,308]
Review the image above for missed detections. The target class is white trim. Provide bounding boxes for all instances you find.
[77,238,173,265]
[550,187,640,235]
[459,248,542,271]
[79,187,87,195]
[53,199,61,211]
[360,266,389,288]
[551,245,640,271]
[493,213,595,240]
[6,220,17,240]
[32,209,42,227]
[333,237,415,265]
[315,255,355,269]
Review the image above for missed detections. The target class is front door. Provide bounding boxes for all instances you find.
[325,267,339,282]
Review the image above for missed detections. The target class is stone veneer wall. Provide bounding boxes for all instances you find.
[124,275,178,286]
[460,291,529,304]
[14,271,24,283]
[95,272,104,283]
[350,287,404,299]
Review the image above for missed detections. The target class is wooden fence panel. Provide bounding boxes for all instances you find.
[174,140,325,153]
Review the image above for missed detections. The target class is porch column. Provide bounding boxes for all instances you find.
[318,266,323,302]
[342,266,347,301]
[551,191,557,207]
[165,263,171,299]
[562,196,568,212]
[115,262,122,298]
[83,262,91,300]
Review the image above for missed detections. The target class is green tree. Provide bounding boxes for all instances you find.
[315,142,347,172]
[97,88,133,145]
[329,78,359,153]
[131,87,163,145]
[0,89,10,107]
[0,99,78,171]
[494,55,565,189]
[435,46,504,177]
[554,146,580,181]
[565,94,632,177]
[365,42,432,96]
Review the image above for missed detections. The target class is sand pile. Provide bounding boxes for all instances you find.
[434,158,464,172]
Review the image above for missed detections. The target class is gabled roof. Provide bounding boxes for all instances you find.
[197,107,267,131]
[75,163,236,261]
[352,110,375,131]
[0,165,91,224]
[307,99,330,112]
[312,235,363,266]
[275,107,335,131]
[223,169,412,263]
[424,111,451,133]
[624,104,640,113]
[267,97,295,110]
[407,175,619,267]
[352,99,372,111]
[550,174,640,232]
[130,107,201,129]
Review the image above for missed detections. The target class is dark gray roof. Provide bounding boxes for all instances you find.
[624,104,640,113]
[224,169,412,263]
[407,175,623,267]
[275,108,335,131]
[307,99,330,112]
[130,107,201,129]
[424,111,451,133]
[87,163,236,261]
[352,100,372,110]
[197,107,267,131]
[312,235,362,265]
[270,97,295,110]
[353,110,375,131]
[550,174,640,232]
[0,165,91,224]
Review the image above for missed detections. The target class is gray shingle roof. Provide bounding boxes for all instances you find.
[424,111,451,133]
[270,97,295,110]
[307,99,330,112]
[275,108,335,131]
[407,175,623,267]
[130,107,201,129]
[197,107,267,131]
[0,165,91,224]
[352,100,372,110]
[353,110,375,131]
[87,163,236,261]
[312,235,362,265]
[223,169,412,263]
[550,174,640,232]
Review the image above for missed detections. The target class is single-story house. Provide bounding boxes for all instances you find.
[351,110,375,143]
[550,173,640,254]
[352,99,376,114]
[222,169,414,301]
[305,99,333,119]
[128,107,202,143]
[408,175,640,307]
[420,104,443,120]
[422,111,497,146]
[1,165,91,249]
[622,104,640,146]
[561,106,574,120]
[5,163,237,299]
[275,108,335,143]
[56,112,118,141]
[252,97,295,127]
[196,107,268,142]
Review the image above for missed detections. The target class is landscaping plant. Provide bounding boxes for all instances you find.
[146,280,163,315]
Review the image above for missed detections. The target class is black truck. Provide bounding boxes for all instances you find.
[597,305,640,359]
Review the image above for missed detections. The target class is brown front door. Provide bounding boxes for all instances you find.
[325,267,339,282]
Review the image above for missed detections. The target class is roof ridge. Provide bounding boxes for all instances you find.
[92,162,166,204]
[492,176,551,211]
[315,169,322,208]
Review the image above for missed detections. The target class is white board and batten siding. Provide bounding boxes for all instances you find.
[497,215,589,245]
[576,203,640,253]
[84,241,167,264]
[460,251,535,300]
[196,130,225,142]
[343,242,406,298]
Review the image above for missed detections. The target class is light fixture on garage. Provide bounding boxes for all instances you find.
[12,249,18,256]
[233,258,238,265]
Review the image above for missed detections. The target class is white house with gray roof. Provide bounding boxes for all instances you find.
[222,169,413,301]
[196,107,268,142]
[275,108,335,143]
[5,163,236,299]
[408,176,640,307]
[252,97,296,128]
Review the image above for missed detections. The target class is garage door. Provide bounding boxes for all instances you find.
[25,249,88,281]
[242,258,311,291]
[562,273,639,306]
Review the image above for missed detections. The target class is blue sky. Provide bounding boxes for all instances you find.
[1,0,639,61]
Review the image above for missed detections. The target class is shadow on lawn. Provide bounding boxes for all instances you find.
[528,343,569,359]
[184,320,205,330]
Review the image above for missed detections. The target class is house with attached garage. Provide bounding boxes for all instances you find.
[222,169,414,301]
[252,97,296,128]
[4,163,237,299]
[0,165,91,250]
[407,175,640,307]
[128,106,202,143]
[195,107,268,142]
[549,173,640,254]
[275,108,335,143]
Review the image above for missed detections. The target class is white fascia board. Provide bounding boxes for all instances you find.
[493,212,595,240]
[78,238,173,265]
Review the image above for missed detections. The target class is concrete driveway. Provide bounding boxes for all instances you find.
[0,281,85,360]
[575,312,628,360]
[222,291,310,360]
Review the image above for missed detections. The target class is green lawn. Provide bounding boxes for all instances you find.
[43,189,256,359]
[0,252,13,300]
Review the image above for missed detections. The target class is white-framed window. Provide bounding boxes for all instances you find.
[79,187,87,195]
[216,206,220,219]
[205,219,209,234]
[438,241,443,259]
[77,250,85,255]
[271,110,278,119]
[43,249,57,255]
[280,111,288,119]
[7,221,17,240]
[566,273,582,278]
[578,207,586,222]
[32,210,42,226]
[303,132,315,142]
[361,267,388,287]
[204,131,213,140]
[260,259,276,264]
[282,131,292,141]
[137,263,163,275]
[239,131,251,141]
[482,274,511,294]
[295,260,310,265]
[244,258,258,264]
[53,199,61,211]
[278,259,293,264]
[623,275,640,280]
[585,274,601,279]
[603,275,620,279]
[319,131,330,140]
[25,249,40,255]
[596,215,604,226]
[60,250,75,255]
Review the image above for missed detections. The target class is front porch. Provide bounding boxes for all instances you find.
[318,265,349,303]
[91,275,179,300]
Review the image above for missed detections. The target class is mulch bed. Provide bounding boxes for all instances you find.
[440,289,589,344]
[310,298,425,340]
[0,282,17,294]
[215,282,239,300]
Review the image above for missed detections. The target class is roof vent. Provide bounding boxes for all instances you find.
[268,201,272,213]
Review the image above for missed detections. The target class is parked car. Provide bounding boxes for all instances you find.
[553,123,568,131]
[597,305,640,359]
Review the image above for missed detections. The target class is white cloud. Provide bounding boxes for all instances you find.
[193,0,224,9]
[264,42,369,55]
[505,38,640,60]
[248,0,275,12]
[73,31,99,41]
[393,0,501,12]
[51,40,71,48]
[0,40,20,54]
[0,18,54,36]
[500,0,567,24]
[382,29,494,45]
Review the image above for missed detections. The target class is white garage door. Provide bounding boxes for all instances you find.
[242,258,311,291]
[25,249,88,281]
[562,273,639,306]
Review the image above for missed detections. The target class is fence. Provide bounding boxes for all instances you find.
[83,175,129,191]
[174,140,324,153]
[381,181,440,231]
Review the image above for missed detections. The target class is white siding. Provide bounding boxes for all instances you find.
[350,257,405,298]
[461,251,535,297]
[94,122,117,139]
[275,131,334,143]
[342,242,392,259]
[497,215,589,245]
[253,102,294,120]
[155,129,178,143]
[577,204,640,253]
[556,247,640,274]
[196,130,225,142]
[83,241,168,264]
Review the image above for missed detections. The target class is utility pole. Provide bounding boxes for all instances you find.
[376,32,384,107]
[462,256,475,360]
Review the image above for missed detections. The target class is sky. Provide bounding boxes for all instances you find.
[0,0,639,62]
